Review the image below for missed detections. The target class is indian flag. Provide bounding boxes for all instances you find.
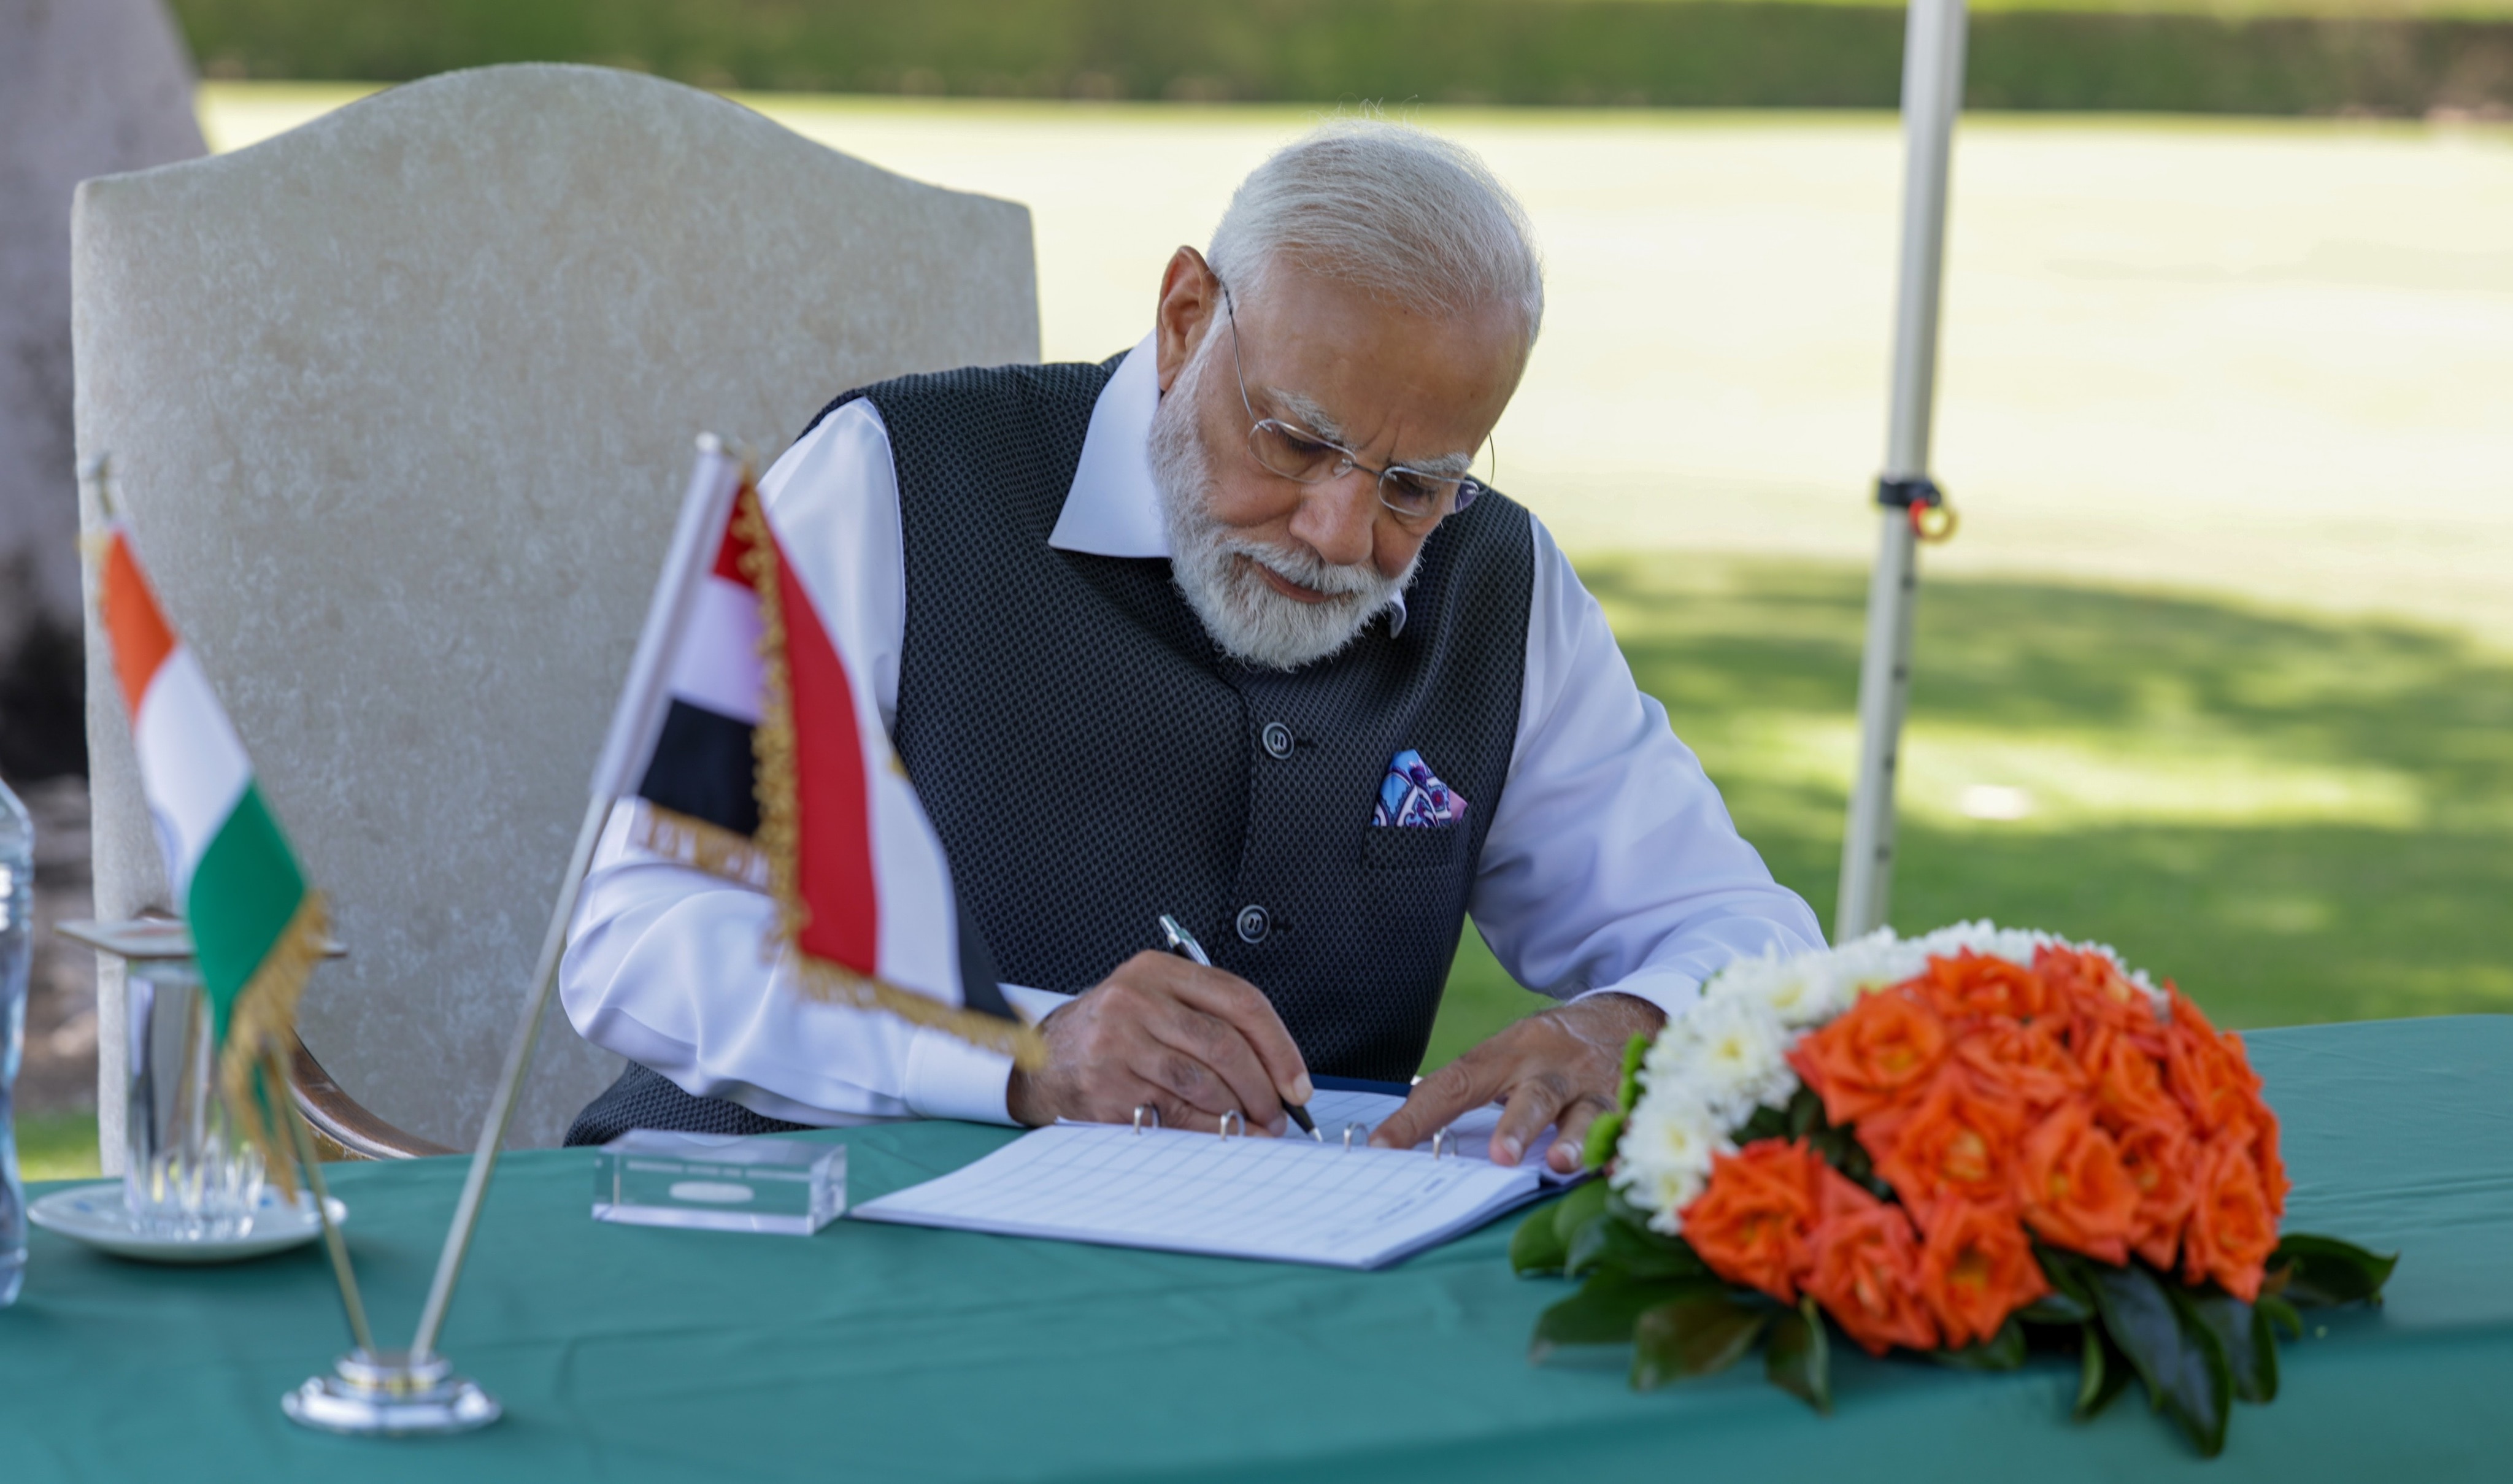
[99,521,327,1187]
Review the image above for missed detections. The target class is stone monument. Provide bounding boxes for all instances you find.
[74,65,1039,1153]
[0,0,204,782]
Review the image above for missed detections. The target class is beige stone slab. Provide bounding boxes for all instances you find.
[0,0,201,748]
[76,64,1037,1150]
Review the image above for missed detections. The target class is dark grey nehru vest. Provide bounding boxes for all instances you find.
[564,352,1536,1143]
[856,353,1533,1082]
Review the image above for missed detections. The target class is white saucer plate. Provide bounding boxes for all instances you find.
[28,1182,348,1264]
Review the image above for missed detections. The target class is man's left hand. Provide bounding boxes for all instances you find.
[1368,993,1664,1173]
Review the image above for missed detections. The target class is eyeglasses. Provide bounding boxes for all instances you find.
[1216,279,1485,532]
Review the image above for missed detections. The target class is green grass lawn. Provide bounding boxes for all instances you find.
[1422,552,2513,1067]
[14,1112,104,1182]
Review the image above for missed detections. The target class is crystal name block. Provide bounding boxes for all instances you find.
[593,1131,845,1235]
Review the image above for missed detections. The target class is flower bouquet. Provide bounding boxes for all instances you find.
[1512,924,2396,1457]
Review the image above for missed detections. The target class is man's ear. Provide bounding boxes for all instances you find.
[1154,246,1218,394]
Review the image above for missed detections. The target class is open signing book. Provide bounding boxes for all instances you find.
[851,1083,1579,1271]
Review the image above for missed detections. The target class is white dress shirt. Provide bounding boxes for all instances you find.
[560,336,1824,1127]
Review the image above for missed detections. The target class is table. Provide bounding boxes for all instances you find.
[6,1016,2509,1482]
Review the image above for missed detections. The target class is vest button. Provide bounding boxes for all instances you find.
[1261,721,1295,759]
[1234,904,1271,945]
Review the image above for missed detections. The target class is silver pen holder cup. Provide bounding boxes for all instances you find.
[125,960,265,1239]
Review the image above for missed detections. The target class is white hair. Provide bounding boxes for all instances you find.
[1207,119,1544,355]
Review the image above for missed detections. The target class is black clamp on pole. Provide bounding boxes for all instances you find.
[1876,475,1957,542]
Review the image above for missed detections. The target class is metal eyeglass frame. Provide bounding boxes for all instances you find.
[1214,276,1485,531]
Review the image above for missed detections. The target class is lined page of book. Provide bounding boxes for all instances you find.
[851,1124,1545,1269]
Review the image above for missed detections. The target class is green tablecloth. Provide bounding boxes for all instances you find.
[7,1016,2509,1482]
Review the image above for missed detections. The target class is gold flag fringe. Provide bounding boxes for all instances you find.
[731,485,1047,1071]
[217,890,331,1200]
[733,484,809,955]
[789,955,1047,1064]
[631,802,773,889]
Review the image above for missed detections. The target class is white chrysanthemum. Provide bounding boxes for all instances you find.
[1611,1092,1731,1233]
[1706,944,1845,1029]
[1648,994,1799,1128]
[1826,927,1926,1001]
[1912,918,2061,969]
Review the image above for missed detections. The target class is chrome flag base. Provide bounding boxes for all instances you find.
[282,1349,501,1436]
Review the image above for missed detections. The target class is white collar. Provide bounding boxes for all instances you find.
[1048,333,1170,558]
[1047,333,1407,633]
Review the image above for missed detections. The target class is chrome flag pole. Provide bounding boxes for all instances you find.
[1835,0,1968,942]
[283,436,744,1436]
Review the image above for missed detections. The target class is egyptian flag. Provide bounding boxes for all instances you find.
[97,520,328,1191]
[602,442,1036,1064]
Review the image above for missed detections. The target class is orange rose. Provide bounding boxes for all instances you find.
[2163,990,2265,1131]
[2250,1105,2290,1218]
[1954,1017,2089,1109]
[1788,987,1950,1125]
[1805,1196,1939,1356]
[2017,1099,2140,1264]
[2115,1118,2197,1271]
[1918,950,2052,1023]
[1815,1158,1881,1221]
[1863,1064,2025,1222]
[2040,946,2165,1055]
[1917,1199,2050,1348]
[2081,1027,2183,1134]
[2183,1129,2279,1301]
[1681,1139,1824,1303]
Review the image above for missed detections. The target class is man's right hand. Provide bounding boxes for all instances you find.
[1006,952,1314,1136]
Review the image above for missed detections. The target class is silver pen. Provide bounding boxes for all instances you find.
[1158,914,1318,1140]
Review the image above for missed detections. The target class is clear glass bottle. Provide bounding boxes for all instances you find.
[0,778,32,1307]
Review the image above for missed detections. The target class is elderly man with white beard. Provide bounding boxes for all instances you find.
[558,120,1823,1172]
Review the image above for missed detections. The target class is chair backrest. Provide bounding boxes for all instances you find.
[74,64,1038,1154]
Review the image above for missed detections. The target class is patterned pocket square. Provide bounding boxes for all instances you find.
[1374,748,1468,828]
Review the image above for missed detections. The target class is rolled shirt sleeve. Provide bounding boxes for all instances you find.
[1468,517,1826,1021]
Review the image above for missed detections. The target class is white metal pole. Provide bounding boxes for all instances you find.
[1836,0,1968,942]
[409,437,742,1364]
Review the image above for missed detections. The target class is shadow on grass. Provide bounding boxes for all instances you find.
[1425,555,2513,1066]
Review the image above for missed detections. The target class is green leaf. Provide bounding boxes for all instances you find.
[1510,1203,1572,1277]
[2075,1324,2135,1421]
[2082,1261,2231,1458]
[1630,1296,1772,1391]
[1530,1272,1729,1362]
[1804,1123,1882,1191]
[1765,1296,1833,1414]
[1931,1318,2028,1371]
[1566,1207,1707,1282]
[1736,1104,1791,1144]
[2247,1299,2282,1404]
[2033,1245,2098,1314]
[1580,1110,1625,1171]
[1511,1183,1608,1276]
[1616,1032,1651,1113]
[2271,1233,2399,1308]
[1539,1180,1610,1275]
[2257,1293,2304,1342]
[2020,1291,2095,1326]
[2177,1289,2275,1405]
[1787,1085,1826,1139]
